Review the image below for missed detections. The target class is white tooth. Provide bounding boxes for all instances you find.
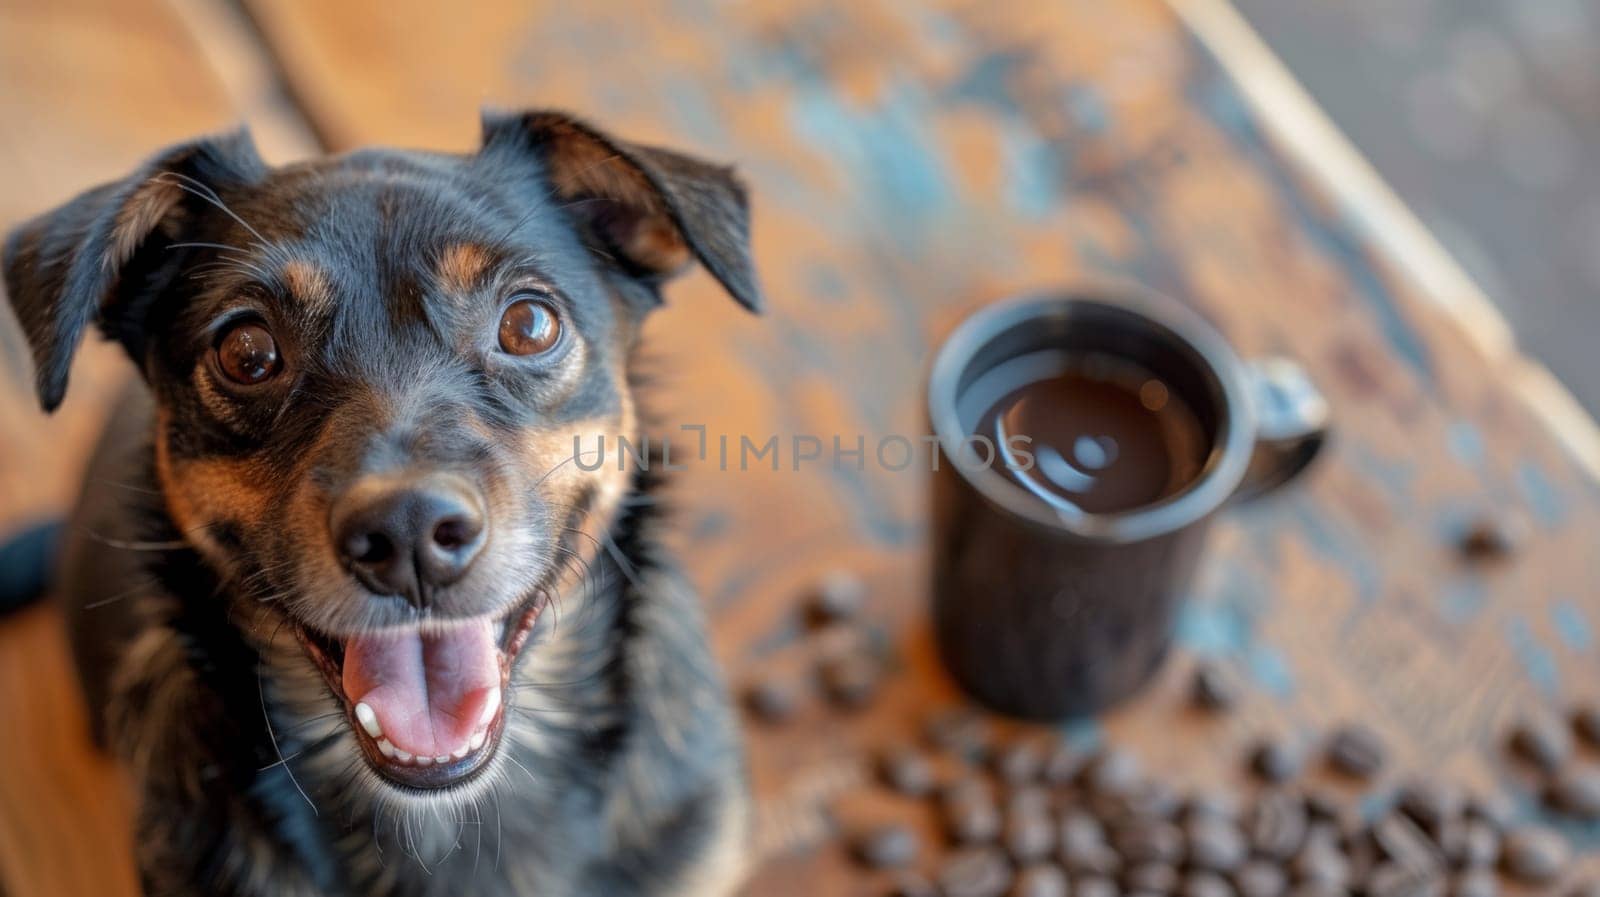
[393,748,413,763]
[451,746,469,760]
[469,730,487,751]
[434,754,451,764]
[479,686,501,727]
[416,755,433,767]
[377,738,396,759]
[354,702,383,738]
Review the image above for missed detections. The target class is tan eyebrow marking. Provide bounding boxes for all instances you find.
[281,259,334,315]
[435,242,492,295]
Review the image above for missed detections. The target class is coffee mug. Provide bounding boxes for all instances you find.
[927,286,1329,720]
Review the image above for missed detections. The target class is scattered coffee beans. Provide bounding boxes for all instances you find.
[1012,863,1068,897]
[742,676,801,724]
[938,846,1012,897]
[1572,703,1600,749]
[887,871,937,897]
[1249,738,1302,783]
[1191,660,1240,711]
[818,651,881,709]
[1545,766,1600,820]
[879,746,937,798]
[1326,723,1386,779]
[851,823,920,869]
[806,570,866,625]
[1186,815,1249,872]
[1499,825,1569,884]
[1508,714,1573,772]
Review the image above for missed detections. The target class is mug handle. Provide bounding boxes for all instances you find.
[1231,357,1330,503]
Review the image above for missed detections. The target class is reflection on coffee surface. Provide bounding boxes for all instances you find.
[982,353,1208,514]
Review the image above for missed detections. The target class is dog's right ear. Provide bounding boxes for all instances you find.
[2,130,264,412]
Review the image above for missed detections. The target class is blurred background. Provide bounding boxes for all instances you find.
[1239,0,1600,413]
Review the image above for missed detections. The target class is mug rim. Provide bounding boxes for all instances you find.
[927,285,1257,544]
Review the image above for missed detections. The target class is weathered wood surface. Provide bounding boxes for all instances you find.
[2,0,1598,894]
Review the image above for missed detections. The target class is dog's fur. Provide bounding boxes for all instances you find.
[3,110,759,896]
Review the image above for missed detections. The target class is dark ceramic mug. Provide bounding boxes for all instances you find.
[927,287,1329,720]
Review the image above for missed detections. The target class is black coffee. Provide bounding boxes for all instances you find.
[977,353,1207,515]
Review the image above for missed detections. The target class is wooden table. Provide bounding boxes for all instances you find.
[2,1,1597,894]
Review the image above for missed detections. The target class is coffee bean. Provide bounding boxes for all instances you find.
[1183,871,1235,897]
[1118,780,1182,822]
[1006,786,1052,819]
[1499,825,1569,884]
[1568,880,1600,897]
[1291,833,1350,889]
[1124,863,1179,893]
[1005,809,1055,863]
[1184,790,1243,823]
[1082,747,1143,796]
[1248,789,1309,860]
[926,708,992,762]
[1363,863,1445,897]
[1058,816,1119,877]
[1249,738,1302,784]
[806,570,866,625]
[1457,513,1524,560]
[1507,714,1573,772]
[939,846,1013,897]
[1442,818,1498,869]
[994,740,1044,785]
[1451,869,1497,897]
[1186,815,1248,872]
[1326,723,1386,779]
[1115,818,1184,865]
[1545,766,1600,820]
[1075,877,1118,897]
[1041,738,1087,785]
[1192,660,1240,710]
[851,823,920,869]
[946,795,1002,846]
[742,676,800,723]
[1011,863,1069,897]
[1461,793,1514,832]
[1370,811,1445,870]
[1396,778,1466,833]
[1234,860,1288,897]
[879,746,937,797]
[820,652,881,709]
[1573,703,1600,749]
[888,871,938,897]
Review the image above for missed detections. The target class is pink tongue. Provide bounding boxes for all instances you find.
[342,620,500,759]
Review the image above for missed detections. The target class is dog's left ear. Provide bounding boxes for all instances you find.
[2,129,265,411]
[480,109,764,313]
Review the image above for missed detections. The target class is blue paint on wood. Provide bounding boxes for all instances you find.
[1446,421,1486,468]
[1515,460,1569,527]
[1440,578,1489,624]
[1552,600,1593,652]
[1506,616,1560,696]
[1246,645,1295,698]
[999,123,1063,220]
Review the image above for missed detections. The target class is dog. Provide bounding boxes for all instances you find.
[2,109,760,896]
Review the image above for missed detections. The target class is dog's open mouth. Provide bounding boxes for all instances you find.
[293,597,545,790]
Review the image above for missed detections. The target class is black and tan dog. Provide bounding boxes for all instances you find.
[2,110,759,896]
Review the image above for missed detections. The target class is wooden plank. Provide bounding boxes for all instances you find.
[0,2,314,894]
[244,2,1600,892]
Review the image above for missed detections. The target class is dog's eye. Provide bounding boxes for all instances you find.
[215,322,282,385]
[498,296,562,356]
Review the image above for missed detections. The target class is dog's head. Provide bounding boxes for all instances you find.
[3,111,760,792]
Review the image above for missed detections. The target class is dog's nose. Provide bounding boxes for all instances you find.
[330,474,487,604]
